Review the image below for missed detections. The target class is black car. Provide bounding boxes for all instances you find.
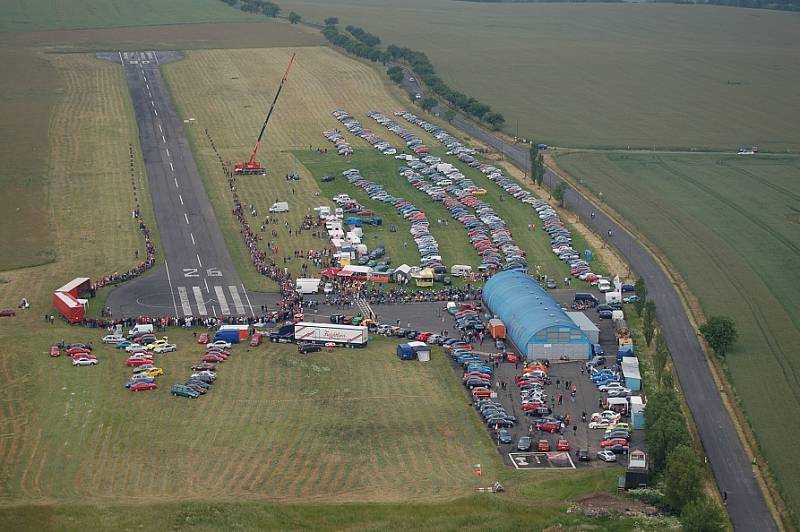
[405,330,418,339]
[577,449,590,462]
[184,383,207,395]
[498,429,513,444]
[186,378,210,389]
[321,174,335,182]
[298,343,322,354]
[517,436,533,452]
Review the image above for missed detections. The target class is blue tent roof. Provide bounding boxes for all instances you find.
[483,270,590,350]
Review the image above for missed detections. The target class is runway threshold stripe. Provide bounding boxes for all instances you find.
[192,287,208,316]
[177,287,192,316]
[214,286,230,315]
[228,286,245,315]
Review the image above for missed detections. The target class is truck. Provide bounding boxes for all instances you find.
[128,323,154,338]
[214,325,249,344]
[294,321,368,348]
[268,201,289,213]
[488,318,506,339]
[269,323,296,343]
[295,278,321,294]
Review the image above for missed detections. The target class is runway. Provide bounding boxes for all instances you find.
[102,51,272,319]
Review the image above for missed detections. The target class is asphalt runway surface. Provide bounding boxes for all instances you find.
[399,71,774,530]
[100,51,274,319]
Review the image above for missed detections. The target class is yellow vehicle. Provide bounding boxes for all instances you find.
[145,337,169,350]
[141,367,164,378]
[471,188,488,196]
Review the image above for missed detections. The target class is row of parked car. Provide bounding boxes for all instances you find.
[366,111,430,155]
[49,341,99,367]
[171,337,233,398]
[323,128,352,156]
[342,168,444,271]
[394,111,475,158]
[397,156,527,271]
[332,109,396,155]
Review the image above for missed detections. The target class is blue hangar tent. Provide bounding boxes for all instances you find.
[483,270,592,360]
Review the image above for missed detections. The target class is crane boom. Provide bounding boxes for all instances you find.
[247,53,295,166]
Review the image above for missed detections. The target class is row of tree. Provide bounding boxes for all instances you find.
[321,21,505,130]
[218,0,281,17]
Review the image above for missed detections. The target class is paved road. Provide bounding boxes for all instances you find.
[400,71,775,529]
[101,51,273,319]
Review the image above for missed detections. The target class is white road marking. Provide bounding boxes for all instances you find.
[161,135,166,143]
[177,287,192,316]
[179,194,184,205]
[214,286,230,315]
[204,278,209,293]
[190,232,195,245]
[118,51,124,64]
[192,286,208,316]
[164,260,179,316]
[212,305,217,317]
[158,124,162,133]
[166,148,170,158]
[242,283,255,317]
[154,52,160,65]
[196,254,203,268]
[174,177,179,188]
[228,286,246,315]
[184,213,189,224]
[169,161,174,172]
[151,100,155,108]
[144,76,147,82]
[148,90,152,98]
[154,109,158,117]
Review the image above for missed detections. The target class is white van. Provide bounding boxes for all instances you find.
[295,278,321,294]
[127,323,154,337]
[269,201,289,213]
[597,278,612,292]
[450,264,473,277]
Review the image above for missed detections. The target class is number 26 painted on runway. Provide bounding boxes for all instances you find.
[183,268,199,278]
[206,268,222,277]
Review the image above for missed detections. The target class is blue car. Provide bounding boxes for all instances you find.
[125,377,155,388]
[116,340,132,349]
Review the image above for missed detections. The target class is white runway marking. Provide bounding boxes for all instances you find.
[179,194,184,205]
[166,148,170,158]
[204,278,209,292]
[192,286,208,316]
[177,287,192,316]
[214,286,230,315]
[228,286,245,315]
[151,100,155,108]
[118,51,124,64]
[144,76,147,82]
[174,177,179,188]
[148,90,152,98]
[161,135,166,143]
[242,283,255,317]
[212,306,217,317]
[164,260,179,316]
[169,161,174,172]
[190,232,195,245]
[158,124,162,133]
[196,254,203,268]
[154,109,158,117]
[184,213,189,224]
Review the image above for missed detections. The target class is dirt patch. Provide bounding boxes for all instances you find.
[572,492,658,518]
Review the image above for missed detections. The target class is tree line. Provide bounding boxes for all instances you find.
[321,21,506,130]
[218,0,281,17]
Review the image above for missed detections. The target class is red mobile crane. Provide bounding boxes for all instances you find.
[234,53,296,176]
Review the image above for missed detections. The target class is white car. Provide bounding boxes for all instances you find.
[102,334,124,344]
[599,382,630,394]
[597,450,617,462]
[153,344,177,354]
[191,371,216,380]
[590,411,621,423]
[608,387,632,398]
[208,340,231,350]
[132,364,156,374]
[588,420,612,429]
[125,343,145,353]
[323,283,334,295]
[73,357,98,366]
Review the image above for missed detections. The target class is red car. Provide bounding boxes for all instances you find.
[50,345,61,357]
[204,351,228,359]
[127,357,153,367]
[197,332,210,344]
[202,354,224,363]
[537,439,551,452]
[556,439,570,452]
[66,346,92,355]
[129,381,157,391]
[600,438,630,453]
[416,332,432,342]
[0,308,16,317]
[471,387,491,399]
[463,372,491,381]
[249,332,263,346]
[70,352,96,360]
[536,420,562,433]
[191,362,217,371]
[521,401,546,412]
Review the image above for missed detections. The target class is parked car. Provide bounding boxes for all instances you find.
[556,439,570,451]
[516,436,533,452]
[129,381,157,392]
[197,333,210,344]
[153,344,177,354]
[102,334,124,344]
[208,340,232,349]
[537,439,551,452]
[577,448,590,462]
[250,333,263,346]
[497,429,513,444]
[73,357,98,366]
[597,450,618,462]
[125,377,155,387]
[49,345,61,357]
[141,367,164,378]
[298,343,322,354]
[171,384,199,398]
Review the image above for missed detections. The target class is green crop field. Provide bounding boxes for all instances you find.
[0,0,252,32]
[555,150,800,512]
[280,0,800,151]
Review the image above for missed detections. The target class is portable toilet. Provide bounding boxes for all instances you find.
[584,249,593,262]
[630,396,645,429]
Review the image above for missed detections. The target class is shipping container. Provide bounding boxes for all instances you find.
[488,318,506,339]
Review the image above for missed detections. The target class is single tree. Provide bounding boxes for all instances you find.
[643,300,657,347]
[484,111,505,130]
[533,153,544,186]
[420,96,438,112]
[324,17,339,27]
[288,11,301,24]
[699,316,739,357]
[553,182,568,207]
[664,445,704,512]
[653,332,668,387]
[444,108,456,123]
[680,496,726,532]
[634,277,647,316]
[529,143,539,178]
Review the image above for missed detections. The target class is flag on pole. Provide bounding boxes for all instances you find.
[613,274,622,292]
